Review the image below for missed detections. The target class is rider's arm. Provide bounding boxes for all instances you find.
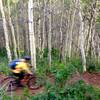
[21,63,33,74]
[23,67,33,74]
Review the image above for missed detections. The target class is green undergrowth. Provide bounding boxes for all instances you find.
[31,80,100,100]
[1,81,99,100]
[0,57,10,75]
[87,58,100,73]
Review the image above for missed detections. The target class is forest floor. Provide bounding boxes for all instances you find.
[0,72,100,96]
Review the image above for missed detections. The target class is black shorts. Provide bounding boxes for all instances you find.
[12,72,24,80]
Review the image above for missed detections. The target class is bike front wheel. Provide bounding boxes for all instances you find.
[0,77,17,92]
[28,76,44,90]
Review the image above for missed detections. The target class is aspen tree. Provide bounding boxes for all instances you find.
[0,0,12,61]
[28,0,36,70]
[78,0,86,72]
[41,0,46,58]
[86,0,97,58]
[7,0,18,58]
[38,0,42,53]
[48,0,52,67]
[68,0,78,58]
[59,0,63,61]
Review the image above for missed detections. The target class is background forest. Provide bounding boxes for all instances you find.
[0,0,100,99]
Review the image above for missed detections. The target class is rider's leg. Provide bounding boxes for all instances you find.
[12,72,24,87]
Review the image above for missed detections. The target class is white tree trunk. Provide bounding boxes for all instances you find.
[28,0,36,70]
[7,0,18,58]
[64,9,71,62]
[0,0,12,61]
[41,0,46,57]
[38,0,42,53]
[16,15,20,57]
[68,0,78,58]
[86,1,97,58]
[97,33,100,62]
[59,0,64,61]
[78,0,86,72]
[48,0,52,67]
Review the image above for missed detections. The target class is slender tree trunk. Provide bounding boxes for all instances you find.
[0,0,12,61]
[38,0,42,53]
[59,0,64,61]
[91,15,96,58]
[41,0,46,57]
[97,0,100,61]
[48,0,52,67]
[16,15,20,57]
[7,0,18,58]
[24,2,30,55]
[64,6,71,63]
[25,21,30,55]
[78,0,86,72]
[68,0,78,58]
[28,0,36,70]
[97,33,100,62]
[14,3,20,57]
[86,19,93,58]
[86,1,97,59]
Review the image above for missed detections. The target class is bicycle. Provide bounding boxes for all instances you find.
[0,72,45,92]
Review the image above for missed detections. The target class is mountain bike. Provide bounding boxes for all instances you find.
[0,72,44,92]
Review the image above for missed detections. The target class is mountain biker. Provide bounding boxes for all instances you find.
[9,56,33,86]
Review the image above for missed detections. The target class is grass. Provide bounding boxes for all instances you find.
[0,57,10,75]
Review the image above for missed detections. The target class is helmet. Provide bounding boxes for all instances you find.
[24,56,31,60]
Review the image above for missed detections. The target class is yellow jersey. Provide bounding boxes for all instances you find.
[12,62,32,74]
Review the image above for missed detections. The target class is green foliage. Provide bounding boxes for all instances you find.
[51,48,60,61]
[11,0,19,4]
[4,0,19,6]
[0,88,31,100]
[96,15,100,23]
[49,61,77,87]
[64,80,100,100]
[87,62,96,72]
[0,48,7,57]
[31,80,100,100]
[31,92,48,100]
[43,48,48,58]
[69,57,83,73]
[87,58,100,73]
[81,0,92,4]
[18,50,26,58]
[64,0,71,8]
[0,57,9,75]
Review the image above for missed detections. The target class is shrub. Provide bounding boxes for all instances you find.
[31,80,100,100]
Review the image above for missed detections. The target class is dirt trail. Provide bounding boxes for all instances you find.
[14,86,44,96]
[67,72,100,87]
[0,72,100,96]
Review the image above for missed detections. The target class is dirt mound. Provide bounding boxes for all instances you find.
[82,72,100,86]
[67,72,100,87]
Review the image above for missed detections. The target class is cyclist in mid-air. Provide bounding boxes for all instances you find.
[9,56,33,87]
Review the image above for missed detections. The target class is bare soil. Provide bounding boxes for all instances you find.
[67,72,100,87]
